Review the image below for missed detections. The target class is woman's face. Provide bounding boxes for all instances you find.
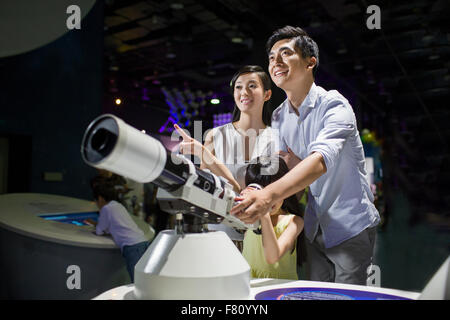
[233,73,271,116]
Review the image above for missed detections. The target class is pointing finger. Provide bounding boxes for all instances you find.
[174,124,192,141]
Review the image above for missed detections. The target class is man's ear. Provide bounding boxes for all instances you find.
[307,56,317,70]
[264,89,272,101]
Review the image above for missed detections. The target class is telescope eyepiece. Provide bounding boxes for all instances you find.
[82,115,119,164]
[91,128,117,157]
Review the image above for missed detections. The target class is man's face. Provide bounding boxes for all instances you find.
[268,38,311,90]
[94,196,106,209]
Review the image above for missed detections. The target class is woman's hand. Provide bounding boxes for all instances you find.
[174,123,241,192]
[174,124,205,159]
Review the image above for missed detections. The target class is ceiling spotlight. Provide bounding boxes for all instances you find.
[422,34,434,42]
[170,3,184,10]
[310,16,322,28]
[231,36,243,44]
[166,42,176,59]
[429,54,440,60]
[115,98,122,105]
[337,46,347,55]
[210,98,220,105]
[354,62,363,70]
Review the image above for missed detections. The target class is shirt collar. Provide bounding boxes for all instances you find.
[285,82,318,114]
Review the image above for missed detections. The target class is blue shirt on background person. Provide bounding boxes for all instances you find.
[272,82,380,248]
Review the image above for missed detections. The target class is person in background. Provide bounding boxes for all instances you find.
[86,175,151,282]
[96,169,130,210]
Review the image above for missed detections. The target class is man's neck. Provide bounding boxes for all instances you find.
[285,78,314,113]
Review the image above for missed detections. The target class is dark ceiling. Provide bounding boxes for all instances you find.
[103,0,449,123]
[102,0,450,222]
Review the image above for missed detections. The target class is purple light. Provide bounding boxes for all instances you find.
[159,116,177,133]
[142,88,150,101]
[213,112,232,127]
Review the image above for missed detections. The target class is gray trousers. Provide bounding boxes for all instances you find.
[305,226,377,285]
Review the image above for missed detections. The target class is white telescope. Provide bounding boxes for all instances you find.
[81,114,257,299]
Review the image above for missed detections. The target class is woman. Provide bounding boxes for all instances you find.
[174,65,275,245]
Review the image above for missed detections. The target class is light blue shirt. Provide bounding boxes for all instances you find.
[96,200,147,250]
[272,83,380,248]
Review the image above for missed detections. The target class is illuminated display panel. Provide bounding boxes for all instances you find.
[39,212,98,226]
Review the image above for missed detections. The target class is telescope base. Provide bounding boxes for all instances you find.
[133,230,250,299]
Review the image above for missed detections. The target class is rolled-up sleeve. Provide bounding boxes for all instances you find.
[271,107,288,152]
[307,99,355,171]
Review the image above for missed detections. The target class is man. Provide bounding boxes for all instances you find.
[231,26,380,285]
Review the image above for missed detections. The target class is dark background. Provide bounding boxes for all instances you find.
[0,0,449,292]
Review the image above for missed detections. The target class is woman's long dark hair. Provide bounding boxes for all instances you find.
[230,65,272,126]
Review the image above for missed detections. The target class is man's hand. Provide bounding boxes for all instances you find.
[231,188,276,224]
[278,147,301,170]
[83,219,97,226]
[231,152,327,224]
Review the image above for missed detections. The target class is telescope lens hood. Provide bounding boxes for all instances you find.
[82,115,119,164]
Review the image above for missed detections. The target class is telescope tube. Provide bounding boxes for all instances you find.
[81,114,221,194]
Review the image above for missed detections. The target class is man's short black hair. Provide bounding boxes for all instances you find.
[266,26,320,77]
